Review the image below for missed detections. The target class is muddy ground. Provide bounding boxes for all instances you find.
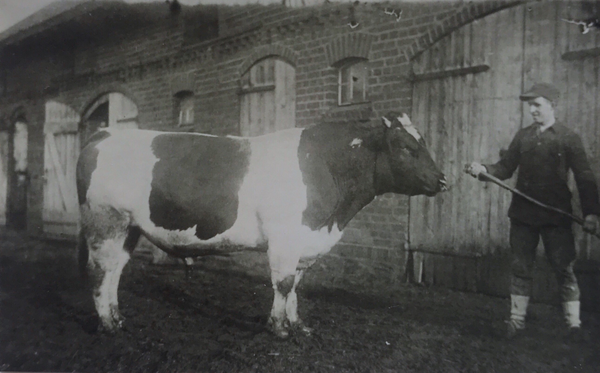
[0,228,599,373]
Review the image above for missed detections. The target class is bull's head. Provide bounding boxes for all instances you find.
[378,112,447,196]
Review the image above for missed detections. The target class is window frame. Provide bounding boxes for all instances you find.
[337,59,369,106]
[174,91,194,127]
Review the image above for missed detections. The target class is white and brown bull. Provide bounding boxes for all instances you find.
[76,112,447,338]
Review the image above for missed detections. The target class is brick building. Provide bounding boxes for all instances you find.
[1,0,599,304]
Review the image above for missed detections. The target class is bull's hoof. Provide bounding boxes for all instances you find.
[290,319,313,336]
[98,312,126,333]
[97,320,120,334]
[109,307,126,329]
[268,317,290,339]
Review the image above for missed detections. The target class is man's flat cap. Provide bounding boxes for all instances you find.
[519,82,560,101]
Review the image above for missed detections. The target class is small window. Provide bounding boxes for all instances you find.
[175,92,194,126]
[338,59,368,105]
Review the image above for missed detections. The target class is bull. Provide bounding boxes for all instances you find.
[76,112,446,338]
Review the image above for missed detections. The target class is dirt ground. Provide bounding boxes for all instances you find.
[0,228,599,373]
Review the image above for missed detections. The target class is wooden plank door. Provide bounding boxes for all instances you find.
[43,101,81,238]
[409,5,524,262]
[240,58,296,136]
[0,131,8,225]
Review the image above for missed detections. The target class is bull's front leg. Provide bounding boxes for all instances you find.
[269,272,294,339]
[267,239,303,339]
[267,253,317,338]
[284,268,313,336]
[284,257,319,335]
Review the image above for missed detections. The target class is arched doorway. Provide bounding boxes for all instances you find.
[407,2,600,294]
[81,92,138,144]
[1,111,29,230]
[239,57,296,136]
[9,120,28,229]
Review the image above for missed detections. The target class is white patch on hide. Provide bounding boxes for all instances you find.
[383,117,392,128]
[350,138,363,148]
[397,113,412,126]
[397,114,422,142]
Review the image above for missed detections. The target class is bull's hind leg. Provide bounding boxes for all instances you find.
[91,236,130,331]
[105,226,141,327]
[81,205,134,332]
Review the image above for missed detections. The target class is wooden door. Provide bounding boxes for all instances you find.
[43,101,80,238]
[410,6,523,260]
[0,131,8,225]
[240,58,296,136]
[408,2,600,291]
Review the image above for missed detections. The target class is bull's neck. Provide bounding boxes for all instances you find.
[317,151,379,231]
[373,139,395,195]
[330,187,377,231]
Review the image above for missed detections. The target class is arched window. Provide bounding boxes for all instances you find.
[338,58,369,106]
[175,91,194,126]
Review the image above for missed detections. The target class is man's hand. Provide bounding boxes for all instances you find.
[583,215,599,234]
[465,162,487,178]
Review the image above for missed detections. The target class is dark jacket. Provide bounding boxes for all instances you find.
[483,122,600,226]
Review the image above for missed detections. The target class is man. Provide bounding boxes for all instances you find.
[466,82,600,338]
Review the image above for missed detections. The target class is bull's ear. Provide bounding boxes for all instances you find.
[382,116,392,128]
[397,113,412,126]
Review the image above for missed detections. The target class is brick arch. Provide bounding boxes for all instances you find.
[239,44,299,75]
[325,33,374,66]
[405,0,524,61]
[9,106,27,125]
[0,105,28,131]
[79,83,140,121]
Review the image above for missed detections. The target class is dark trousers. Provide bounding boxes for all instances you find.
[510,220,580,302]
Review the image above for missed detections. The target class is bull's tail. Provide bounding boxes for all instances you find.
[78,228,89,280]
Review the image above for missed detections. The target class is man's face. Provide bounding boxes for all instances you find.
[528,97,555,124]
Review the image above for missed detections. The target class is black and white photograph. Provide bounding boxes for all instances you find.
[0,0,599,371]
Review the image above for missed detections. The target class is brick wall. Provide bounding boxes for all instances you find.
[0,0,520,290]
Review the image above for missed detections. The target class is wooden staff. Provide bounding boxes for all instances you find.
[470,170,600,239]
